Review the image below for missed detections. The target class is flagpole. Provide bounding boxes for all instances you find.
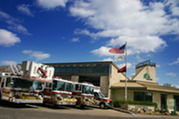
[125,42,127,101]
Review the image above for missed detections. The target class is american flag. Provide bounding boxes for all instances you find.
[109,44,126,54]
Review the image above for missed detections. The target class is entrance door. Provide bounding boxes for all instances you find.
[174,95,179,111]
[161,94,166,110]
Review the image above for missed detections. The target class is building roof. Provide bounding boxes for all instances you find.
[46,61,120,69]
[138,82,179,94]
[136,60,156,69]
[111,82,145,89]
[111,81,179,94]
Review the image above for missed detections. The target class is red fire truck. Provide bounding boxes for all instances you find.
[72,82,94,108]
[42,77,77,106]
[0,61,54,104]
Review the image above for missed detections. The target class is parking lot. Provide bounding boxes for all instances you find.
[0,102,178,119]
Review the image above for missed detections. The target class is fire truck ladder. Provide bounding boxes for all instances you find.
[0,64,23,75]
[9,65,23,75]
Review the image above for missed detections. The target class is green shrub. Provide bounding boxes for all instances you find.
[114,100,157,108]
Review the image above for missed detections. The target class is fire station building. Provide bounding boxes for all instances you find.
[46,61,125,97]
[46,60,179,112]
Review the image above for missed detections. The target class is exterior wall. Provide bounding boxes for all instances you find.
[153,92,161,110]
[71,75,79,82]
[100,76,109,96]
[111,89,133,101]
[109,64,126,98]
[133,65,156,83]
[111,89,124,100]
[167,94,175,113]
[136,66,144,74]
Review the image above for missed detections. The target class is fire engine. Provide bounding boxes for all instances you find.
[93,86,113,109]
[42,76,77,106]
[72,82,94,108]
[0,61,54,104]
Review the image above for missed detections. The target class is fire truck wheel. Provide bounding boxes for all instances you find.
[99,103,106,109]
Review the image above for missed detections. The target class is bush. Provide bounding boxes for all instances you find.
[114,100,157,108]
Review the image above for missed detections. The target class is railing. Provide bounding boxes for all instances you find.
[136,60,156,68]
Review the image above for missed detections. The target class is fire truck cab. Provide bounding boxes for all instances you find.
[0,61,54,104]
[72,82,94,108]
[0,72,43,103]
[43,77,77,106]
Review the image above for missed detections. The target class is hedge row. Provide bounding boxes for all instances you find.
[113,100,158,108]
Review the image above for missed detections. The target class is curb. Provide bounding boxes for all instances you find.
[112,107,135,115]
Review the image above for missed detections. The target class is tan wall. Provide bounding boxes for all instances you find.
[167,94,174,113]
[136,66,144,74]
[71,75,79,82]
[133,65,156,83]
[100,76,109,96]
[153,92,161,110]
[111,89,133,101]
[112,89,164,110]
[109,64,126,98]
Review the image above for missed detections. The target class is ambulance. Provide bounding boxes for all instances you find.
[93,86,113,109]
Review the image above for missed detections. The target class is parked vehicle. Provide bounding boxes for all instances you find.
[93,86,113,109]
[72,82,94,108]
[42,77,77,106]
[0,61,54,104]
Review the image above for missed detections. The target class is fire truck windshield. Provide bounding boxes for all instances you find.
[82,85,94,94]
[65,82,73,92]
[13,78,44,91]
[98,92,105,98]
[53,80,73,92]
[53,80,65,91]
[13,78,33,89]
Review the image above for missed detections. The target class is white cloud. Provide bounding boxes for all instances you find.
[166,0,179,17]
[156,77,160,81]
[69,0,179,56]
[173,84,179,89]
[102,58,113,61]
[8,25,31,35]
[136,55,144,63]
[91,46,113,57]
[0,29,20,47]
[107,36,166,55]
[169,57,179,65]
[0,10,31,35]
[17,4,33,16]
[23,50,50,61]
[2,60,17,65]
[156,65,160,68]
[71,38,80,42]
[0,11,11,19]
[69,0,96,18]
[37,0,68,9]
[166,72,176,77]
[74,29,97,39]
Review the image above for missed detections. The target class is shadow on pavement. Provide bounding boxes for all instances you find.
[34,103,71,109]
[0,100,37,109]
[33,103,97,110]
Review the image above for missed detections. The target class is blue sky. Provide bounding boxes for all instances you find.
[0,0,179,87]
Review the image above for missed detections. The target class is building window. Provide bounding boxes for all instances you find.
[134,92,152,102]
